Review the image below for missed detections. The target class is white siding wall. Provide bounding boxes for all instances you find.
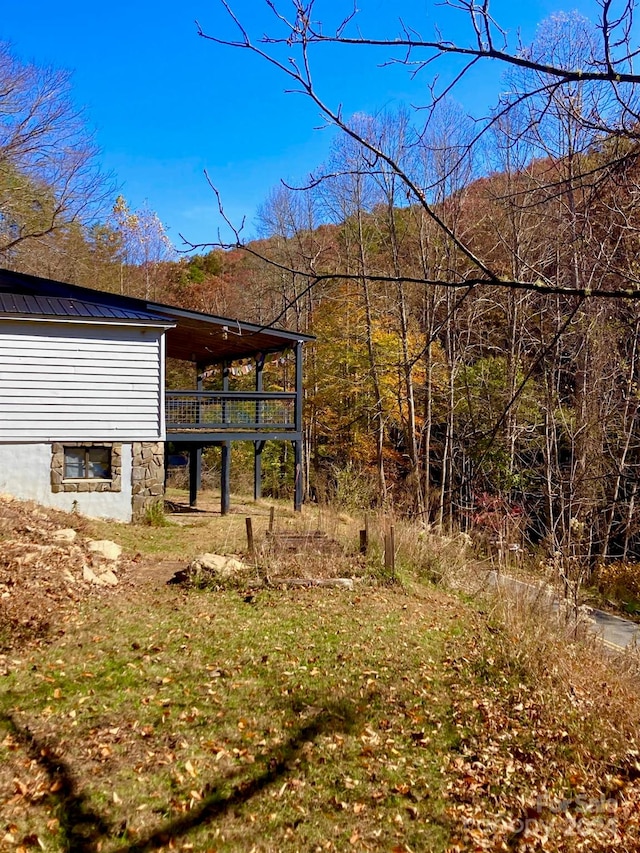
[0,442,133,522]
[0,320,165,441]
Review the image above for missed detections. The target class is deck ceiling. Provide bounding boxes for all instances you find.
[0,268,312,364]
[149,304,311,363]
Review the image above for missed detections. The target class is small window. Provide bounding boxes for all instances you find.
[63,446,111,480]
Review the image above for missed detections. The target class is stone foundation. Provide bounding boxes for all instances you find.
[131,441,165,521]
[51,442,122,493]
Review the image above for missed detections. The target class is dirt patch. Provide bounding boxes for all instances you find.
[127,557,185,585]
[0,496,136,652]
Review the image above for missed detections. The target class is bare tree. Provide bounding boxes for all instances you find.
[196,2,640,567]
[313,122,390,500]
[197,1,640,300]
[0,42,111,261]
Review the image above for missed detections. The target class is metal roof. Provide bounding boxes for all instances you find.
[0,267,313,364]
[0,292,170,324]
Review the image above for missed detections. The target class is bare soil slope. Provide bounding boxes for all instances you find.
[0,495,134,652]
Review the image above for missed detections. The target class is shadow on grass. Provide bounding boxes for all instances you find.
[3,713,113,848]
[3,700,359,852]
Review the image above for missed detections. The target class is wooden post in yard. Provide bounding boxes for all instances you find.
[390,526,395,581]
[359,528,368,555]
[246,517,255,561]
[384,526,396,581]
[360,513,369,555]
[269,506,275,533]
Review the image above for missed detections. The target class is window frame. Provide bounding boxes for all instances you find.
[63,445,112,482]
[51,442,122,494]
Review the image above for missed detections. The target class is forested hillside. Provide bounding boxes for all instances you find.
[4,9,640,569]
[242,128,640,568]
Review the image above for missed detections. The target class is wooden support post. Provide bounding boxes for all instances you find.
[359,528,368,555]
[391,526,396,581]
[188,362,204,508]
[254,440,265,502]
[221,441,231,516]
[163,444,169,494]
[293,340,304,512]
[294,440,302,513]
[269,505,275,533]
[254,353,264,501]
[360,513,369,555]
[245,517,254,559]
[189,446,201,508]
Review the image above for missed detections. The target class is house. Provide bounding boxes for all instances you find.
[0,268,312,522]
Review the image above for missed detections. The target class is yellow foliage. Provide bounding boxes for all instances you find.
[597,561,640,599]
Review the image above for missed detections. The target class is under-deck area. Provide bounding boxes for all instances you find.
[160,311,310,515]
[166,382,304,515]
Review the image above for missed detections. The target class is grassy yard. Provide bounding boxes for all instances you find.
[2,583,460,851]
[2,495,640,851]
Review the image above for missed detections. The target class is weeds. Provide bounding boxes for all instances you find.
[444,589,640,850]
[595,561,640,615]
[144,500,169,527]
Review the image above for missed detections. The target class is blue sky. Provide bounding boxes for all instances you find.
[1,0,608,252]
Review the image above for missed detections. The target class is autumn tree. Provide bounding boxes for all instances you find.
[110,195,176,299]
[195,1,640,564]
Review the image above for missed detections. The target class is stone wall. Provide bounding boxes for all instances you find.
[131,441,165,520]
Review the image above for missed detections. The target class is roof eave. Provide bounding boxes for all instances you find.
[0,314,175,330]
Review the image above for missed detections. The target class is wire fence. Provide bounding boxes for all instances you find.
[166,393,295,430]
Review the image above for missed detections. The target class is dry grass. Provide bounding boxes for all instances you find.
[2,492,640,851]
[444,588,640,850]
[594,561,640,616]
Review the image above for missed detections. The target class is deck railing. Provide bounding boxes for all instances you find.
[166,391,296,432]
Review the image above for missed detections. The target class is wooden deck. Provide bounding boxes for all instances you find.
[165,390,299,442]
